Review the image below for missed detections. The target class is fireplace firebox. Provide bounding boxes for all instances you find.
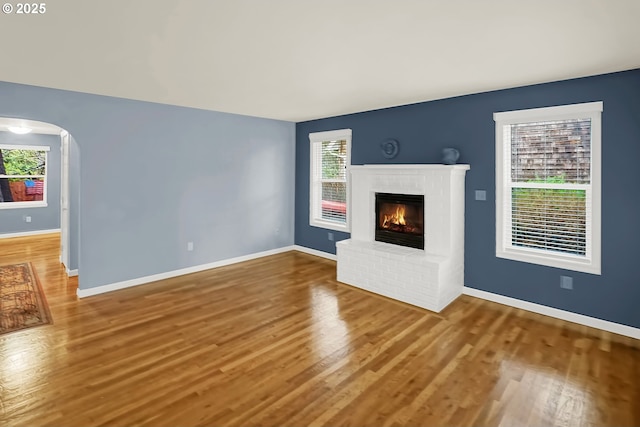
[375,193,424,249]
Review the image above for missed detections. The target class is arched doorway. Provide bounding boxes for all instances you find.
[0,117,77,275]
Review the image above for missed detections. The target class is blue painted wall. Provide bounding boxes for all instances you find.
[0,81,295,290]
[0,131,61,234]
[295,69,640,329]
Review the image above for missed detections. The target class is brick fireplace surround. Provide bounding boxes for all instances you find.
[337,164,470,312]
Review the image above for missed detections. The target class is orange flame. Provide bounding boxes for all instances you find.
[382,205,406,228]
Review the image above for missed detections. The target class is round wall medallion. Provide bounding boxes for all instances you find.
[381,139,399,159]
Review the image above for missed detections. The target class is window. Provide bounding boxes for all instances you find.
[494,102,602,274]
[309,129,351,232]
[0,145,50,209]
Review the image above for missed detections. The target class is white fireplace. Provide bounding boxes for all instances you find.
[336,164,470,312]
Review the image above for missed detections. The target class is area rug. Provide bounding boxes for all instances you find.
[0,262,52,334]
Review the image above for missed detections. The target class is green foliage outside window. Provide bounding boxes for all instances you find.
[321,141,345,179]
[1,149,46,178]
[511,174,586,256]
[321,141,347,201]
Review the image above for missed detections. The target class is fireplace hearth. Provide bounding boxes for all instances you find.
[375,193,424,249]
[337,164,470,313]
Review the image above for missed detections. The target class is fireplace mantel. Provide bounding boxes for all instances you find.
[337,164,470,312]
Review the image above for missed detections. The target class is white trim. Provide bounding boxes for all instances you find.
[0,175,46,179]
[0,144,51,151]
[60,131,70,269]
[76,245,340,298]
[496,247,601,275]
[510,182,588,190]
[0,201,48,210]
[494,101,603,122]
[0,144,50,209]
[72,243,638,340]
[589,108,602,276]
[0,228,60,239]
[309,129,352,143]
[310,219,349,233]
[462,286,640,340]
[353,164,471,171]
[495,102,602,275]
[309,128,352,233]
[293,245,337,261]
[76,246,296,298]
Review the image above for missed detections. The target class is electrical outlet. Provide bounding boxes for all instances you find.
[187,242,194,251]
[475,190,487,201]
[328,232,334,241]
[560,275,573,290]
[25,216,31,223]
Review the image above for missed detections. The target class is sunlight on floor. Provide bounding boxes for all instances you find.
[309,286,351,360]
[0,330,50,388]
[497,358,594,426]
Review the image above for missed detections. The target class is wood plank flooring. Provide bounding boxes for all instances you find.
[0,233,638,426]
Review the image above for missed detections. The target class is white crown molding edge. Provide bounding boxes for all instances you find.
[463,286,640,340]
[0,228,61,239]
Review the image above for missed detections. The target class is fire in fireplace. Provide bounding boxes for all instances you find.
[375,193,424,249]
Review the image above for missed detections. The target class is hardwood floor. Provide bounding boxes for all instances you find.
[0,234,638,426]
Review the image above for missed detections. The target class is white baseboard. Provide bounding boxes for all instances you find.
[0,228,61,239]
[76,245,295,298]
[462,286,640,340]
[293,245,337,261]
[76,245,639,340]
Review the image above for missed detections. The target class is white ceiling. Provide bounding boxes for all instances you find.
[1,0,639,122]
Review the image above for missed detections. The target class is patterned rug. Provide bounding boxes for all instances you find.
[0,262,52,334]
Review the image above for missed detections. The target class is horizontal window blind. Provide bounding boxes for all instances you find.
[511,188,587,255]
[503,118,592,257]
[312,139,348,224]
[495,101,601,274]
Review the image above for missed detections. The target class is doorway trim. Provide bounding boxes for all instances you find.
[60,130,73,275]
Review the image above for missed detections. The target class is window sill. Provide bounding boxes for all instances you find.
[310,219,350,233]
[0,202,48,210]
[497,247,600,275]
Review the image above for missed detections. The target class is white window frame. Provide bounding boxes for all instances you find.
[0,144,50,209]
[309,129,352,232]
[494,102,602,275]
